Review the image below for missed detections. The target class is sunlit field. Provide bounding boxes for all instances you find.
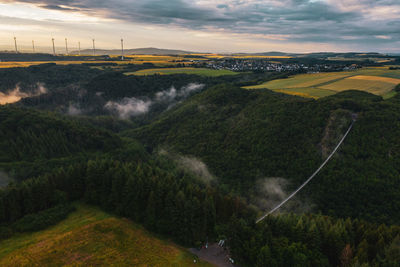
[126,67,238,77]
[244,67,400,99]
[0,61,137,68]
[0,204,211,267]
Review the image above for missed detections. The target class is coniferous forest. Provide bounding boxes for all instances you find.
[0,63,400,266]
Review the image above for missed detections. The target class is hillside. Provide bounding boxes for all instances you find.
[0,106,121,162]
[75,47,195,55]
[244,67,400,99]
[0,86,399,266]
[126,85,400,224]
[0,204,212,266]
[0,106,122,182]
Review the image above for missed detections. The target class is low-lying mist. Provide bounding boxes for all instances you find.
[105,98,152,119]
[105,83,205,119]
[0,171,12,188]
[254,177,314,214]
[0,83,47,105]
[159,149,215,185]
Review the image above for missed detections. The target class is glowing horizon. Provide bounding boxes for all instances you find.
[0,1,399,54]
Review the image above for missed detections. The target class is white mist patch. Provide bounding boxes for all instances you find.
[156,83,205,102]
[36,82,47,94]
[181,83,205,96]
[256,178,288,210]
[156,86,178,102]
[178,155,215,184]
[159,149,215,184]
[0,83,47,105]
[104,83,205,119]
[105,97,152,119]
[254,177,313,214]
[0,171,12,188]
[0,85,28,105]
[67,103,83,116]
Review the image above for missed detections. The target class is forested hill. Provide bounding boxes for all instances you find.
[0,64,101,94]
[0,106,122,163]
[126,85,400,224]
[1,80,400,266]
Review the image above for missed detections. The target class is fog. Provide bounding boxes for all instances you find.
[0,171,12,188]
[0,83,47,105]
[104,83,205,119]
[254,177,313,214]
[159,149,215,184]
[105,97,152,119]
[67,103,83,116]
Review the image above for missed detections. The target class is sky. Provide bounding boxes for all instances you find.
[0,0,399,53]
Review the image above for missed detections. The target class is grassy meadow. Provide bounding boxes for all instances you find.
[0,204,212,267]
[244,67,400,99]
[126,67,238,77]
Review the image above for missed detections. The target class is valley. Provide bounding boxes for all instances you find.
[0,52,399,267]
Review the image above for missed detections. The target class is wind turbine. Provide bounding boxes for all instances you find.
[92,39,96,56]
[65,38,69,55]
[32,40,35,53]
[78,41,81,56]
[13,36,18,53]
[121,38,124,60]
[52,38,56,56]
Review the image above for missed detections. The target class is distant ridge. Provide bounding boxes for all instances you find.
[72,47,196,55]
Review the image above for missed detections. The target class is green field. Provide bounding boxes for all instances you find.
[244,67,400,98]
[125,67,238,77]
[0,204,212,267]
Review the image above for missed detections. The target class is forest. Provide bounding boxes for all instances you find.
[0,63,399,266]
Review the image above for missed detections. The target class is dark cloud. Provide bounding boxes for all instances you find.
[5,0,400,46]
[40,4,80,11]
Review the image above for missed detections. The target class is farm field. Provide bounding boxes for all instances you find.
[0,204,212,267]
[244,67,400,99]
[0,57,190,68]
[0,61,145,68]
[126,67,238,77]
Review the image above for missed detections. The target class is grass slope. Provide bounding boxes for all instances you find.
[244,67,400,98]
[126,67,238,77]
[0,204,213,267]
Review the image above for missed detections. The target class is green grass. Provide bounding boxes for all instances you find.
[319,76,398,95]
[0,204,213,267]
[244,67,400,99]
[382,90,398,100]
[125,67,238,77]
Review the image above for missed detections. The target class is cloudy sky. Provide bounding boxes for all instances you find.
[0,0,399,53]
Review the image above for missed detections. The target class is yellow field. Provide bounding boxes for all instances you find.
[252,73,350,90]
[347,75,400,84]
[126,67,238,77]
[244,67,400,99]
[320,75,400,95]
[0,61,138,68]
[0,204,212,267]
[0,58,190,68]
